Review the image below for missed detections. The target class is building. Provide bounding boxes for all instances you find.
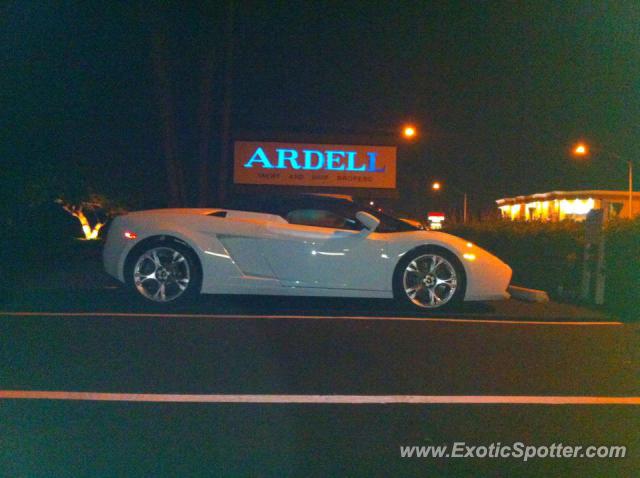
[496,190,640,222]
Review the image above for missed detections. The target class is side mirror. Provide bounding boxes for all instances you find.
[356,211,381,232]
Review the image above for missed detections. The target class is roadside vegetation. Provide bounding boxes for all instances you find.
[603,219,640,318]
[446,219,640,319]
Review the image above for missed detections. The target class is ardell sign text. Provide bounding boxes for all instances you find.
[233,141,396,189]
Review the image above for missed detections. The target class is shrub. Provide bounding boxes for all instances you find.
[604,219,640,318]
[445,220,584,297]
[445,219,639,318]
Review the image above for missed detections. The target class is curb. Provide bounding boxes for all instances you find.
[508,285,550,303]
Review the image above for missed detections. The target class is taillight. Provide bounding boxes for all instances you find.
[124,231,137,240]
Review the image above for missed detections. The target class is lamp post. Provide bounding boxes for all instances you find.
[432,181,468,223]
[572,143,634,218]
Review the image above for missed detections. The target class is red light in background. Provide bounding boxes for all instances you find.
[124,231,137,240]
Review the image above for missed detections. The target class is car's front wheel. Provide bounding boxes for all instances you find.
[394,247,466,311]
[126,241,201,304]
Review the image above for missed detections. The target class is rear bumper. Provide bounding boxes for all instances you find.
[102,217,128,283]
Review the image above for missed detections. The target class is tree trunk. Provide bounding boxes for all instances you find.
[196,47,215,206]
[150,23,186,207]
[218,0,234,206]
[58,202,104,240]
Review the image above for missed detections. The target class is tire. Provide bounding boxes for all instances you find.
[393,246,466,311]
[124,239,202,305]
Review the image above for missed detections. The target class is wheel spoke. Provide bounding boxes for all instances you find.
[172,251,185,264]
[427,287,442,305]
[405,284,422,299]
[426,288,435,305]
[151,250,162,267]
[429,256,444,273]
[436,277,456,287]
[135,272,156,283]
[176,278,189,291]
[153,283,166,301]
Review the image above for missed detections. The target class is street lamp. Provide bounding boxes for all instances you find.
[573,143,588,156]
[571,142,634,218]
[432,181,468,223]
[402,124,417,140]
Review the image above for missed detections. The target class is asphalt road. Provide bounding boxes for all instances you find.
[1,291,639,476]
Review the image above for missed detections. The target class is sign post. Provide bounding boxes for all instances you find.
[581,209,606,304]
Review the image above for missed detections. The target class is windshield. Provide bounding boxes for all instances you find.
[360,204,421,233]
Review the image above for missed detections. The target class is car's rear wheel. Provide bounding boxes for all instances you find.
[394,247,466,311]
[126,241,201,304]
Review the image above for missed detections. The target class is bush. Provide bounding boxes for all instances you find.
[445,220,584,297]
[445,219,640,318]
[604,220,640,318]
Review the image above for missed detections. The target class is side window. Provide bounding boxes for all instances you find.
[285,209,360,230]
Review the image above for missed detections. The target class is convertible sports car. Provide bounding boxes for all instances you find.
[103,194,512,310]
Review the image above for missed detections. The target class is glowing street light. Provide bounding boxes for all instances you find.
[573,143,588,156]
[431,181,441,191]
[402,125,417,139]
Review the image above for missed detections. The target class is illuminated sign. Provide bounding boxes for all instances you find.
[427,212,445,230]
[234,141,396,189]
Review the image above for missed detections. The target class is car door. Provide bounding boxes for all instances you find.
[261,201,389,291]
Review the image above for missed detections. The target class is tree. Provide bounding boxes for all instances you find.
[149,9,187,207]
[196,38,216,207]
[56,193,126,240]
[217,0,235,205]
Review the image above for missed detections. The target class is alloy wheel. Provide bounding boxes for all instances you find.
[402,253,458,308]
[133,247,191,302]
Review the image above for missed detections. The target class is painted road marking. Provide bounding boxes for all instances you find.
[0,311,622,326]
[1,390,638,404]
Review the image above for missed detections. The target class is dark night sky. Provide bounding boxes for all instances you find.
[3,1,639,216]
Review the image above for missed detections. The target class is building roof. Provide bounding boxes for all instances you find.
[496,190,640,205]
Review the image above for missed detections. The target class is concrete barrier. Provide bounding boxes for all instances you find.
[508,285,550,303]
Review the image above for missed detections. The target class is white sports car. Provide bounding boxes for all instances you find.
[103,195,511,310]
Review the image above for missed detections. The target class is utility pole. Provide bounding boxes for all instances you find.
[463,192,468,224]
[149,14,186,207]
[628,159,633,218]
[196,40,215,207]
[218,0,234,205]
